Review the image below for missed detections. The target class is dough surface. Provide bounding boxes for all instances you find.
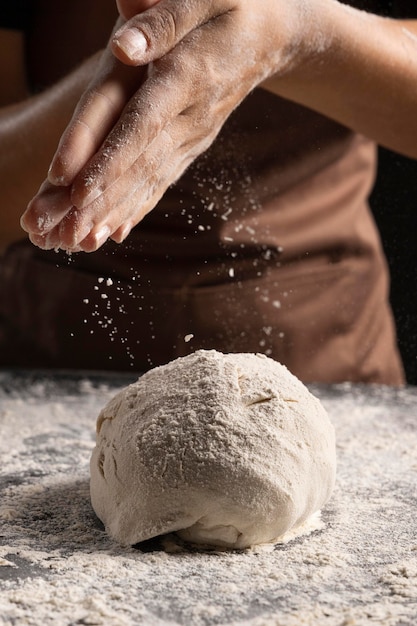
[90,350,336,549]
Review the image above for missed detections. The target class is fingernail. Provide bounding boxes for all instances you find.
[47,167,66,186]
[113,222,132,243]
[114,29,148,59]
[92,225,111,248]
[29,232,55,251]
[119,223,132,242]
[78,187,101,209]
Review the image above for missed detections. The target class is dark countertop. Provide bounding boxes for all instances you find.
[0,371,416,625]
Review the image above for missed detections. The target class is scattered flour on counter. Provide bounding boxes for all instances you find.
[0,375,417,625]
[90,350,336,549]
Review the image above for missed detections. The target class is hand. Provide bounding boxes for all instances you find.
[22,0,309,252]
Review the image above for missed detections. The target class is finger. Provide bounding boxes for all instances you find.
[27,222,84,252]
[59,209,111,253]
[111,0,230,65]
[109,220,133,244]
[60,118,199,252]
[69,61,191,210]
[26,92,206,248]
[59,126,177,251]
[28,231,57,250]
[21,181,74,235]
[78,161,182,253]
[48,53,146,187]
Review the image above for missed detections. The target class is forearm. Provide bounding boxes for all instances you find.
[0,53,99,253]
[263,2,417,158]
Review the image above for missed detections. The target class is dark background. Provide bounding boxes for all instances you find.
[370,1,417,385]
[371,148,417,384]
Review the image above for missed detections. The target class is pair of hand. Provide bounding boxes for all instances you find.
[21,0,306,252]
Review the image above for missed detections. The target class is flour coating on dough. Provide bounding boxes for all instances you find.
[90,350,336,549]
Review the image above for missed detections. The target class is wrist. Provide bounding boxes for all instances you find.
[260,0,339,97]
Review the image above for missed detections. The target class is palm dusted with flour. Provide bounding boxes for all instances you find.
[21,0,417,252]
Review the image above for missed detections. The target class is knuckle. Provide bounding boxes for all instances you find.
[140,6,178,50]
[127,90,164,137]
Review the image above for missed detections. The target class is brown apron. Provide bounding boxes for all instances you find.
[0,89,404,384]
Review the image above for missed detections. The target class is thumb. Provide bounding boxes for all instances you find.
[111,0,229,66]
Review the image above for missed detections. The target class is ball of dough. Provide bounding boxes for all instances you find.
[90,350,336,549]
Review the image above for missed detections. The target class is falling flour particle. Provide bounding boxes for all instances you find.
[90,350,336,549]
[184,334,194,343]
